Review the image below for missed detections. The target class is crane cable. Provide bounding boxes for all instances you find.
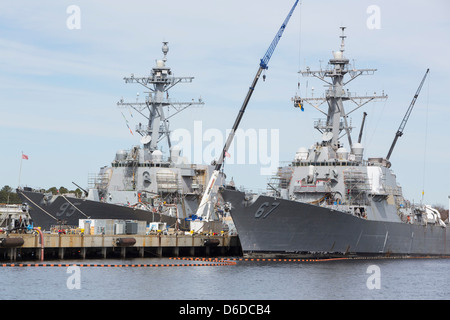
[421,71,430,203]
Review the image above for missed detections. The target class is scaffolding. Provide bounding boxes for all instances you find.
[156,169,181,193]
[88,173,109,191]
[343,168,370,205]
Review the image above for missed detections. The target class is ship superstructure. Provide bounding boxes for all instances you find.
[287,27,395,219]
[91,42,218,218]
[18,43,225,231]
[221,28,449,257]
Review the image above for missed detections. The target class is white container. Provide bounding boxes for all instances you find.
[114,220,126,235]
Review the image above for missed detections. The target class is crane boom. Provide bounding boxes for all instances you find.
[386,68,429,160]
[195,0,299,220]
[260,0,299,70]
[358,112,367,144]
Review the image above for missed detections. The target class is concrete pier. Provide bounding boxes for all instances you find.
[0,233,241,261]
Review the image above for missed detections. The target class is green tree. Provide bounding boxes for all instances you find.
[74,188,82,198]
[47,187,58,195]
[59,186,69,194]
[0,185,22,204]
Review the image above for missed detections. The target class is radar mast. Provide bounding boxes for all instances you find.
[293,27,387,156]
[117,42,204,160]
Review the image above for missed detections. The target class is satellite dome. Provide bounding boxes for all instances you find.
[156,59,165,68]
[336,147,348,160]
[152,150,163,162]
[333,51,343,59]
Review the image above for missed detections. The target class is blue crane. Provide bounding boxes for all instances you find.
[195,0,300,220]
[216,0,299,173]
[260,0,299,70]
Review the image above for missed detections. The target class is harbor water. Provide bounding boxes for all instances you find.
[1,257,449,300]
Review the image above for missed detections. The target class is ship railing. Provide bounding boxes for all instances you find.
[17,186,47,194]
[322,203,369,218]
[88,173,110,190]
[0,203,29,214]
[291,160,367,167]
[112,160,172,168]
[322,204,352,213]
[325,89,362,100]
[293,185,330,193]
[280,157,387,168]
[347,198,370,206]
[314,119,345,131]
[383,185,403,197]
[237,186,266,196]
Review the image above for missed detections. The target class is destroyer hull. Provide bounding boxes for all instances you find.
[222,189,450,258]
[17,190,181,231]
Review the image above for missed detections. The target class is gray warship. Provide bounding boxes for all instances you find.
[221,28,449,258]
[18,42,225,231]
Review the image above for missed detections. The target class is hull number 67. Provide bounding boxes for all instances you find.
[254,202,280,219]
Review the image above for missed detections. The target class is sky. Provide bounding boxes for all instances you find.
[0,0,449,208]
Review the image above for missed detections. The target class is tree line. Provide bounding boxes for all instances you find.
[0,185,83,204]
[0,186,21,204]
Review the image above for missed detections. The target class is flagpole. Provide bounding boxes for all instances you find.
[18,151,24,188]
